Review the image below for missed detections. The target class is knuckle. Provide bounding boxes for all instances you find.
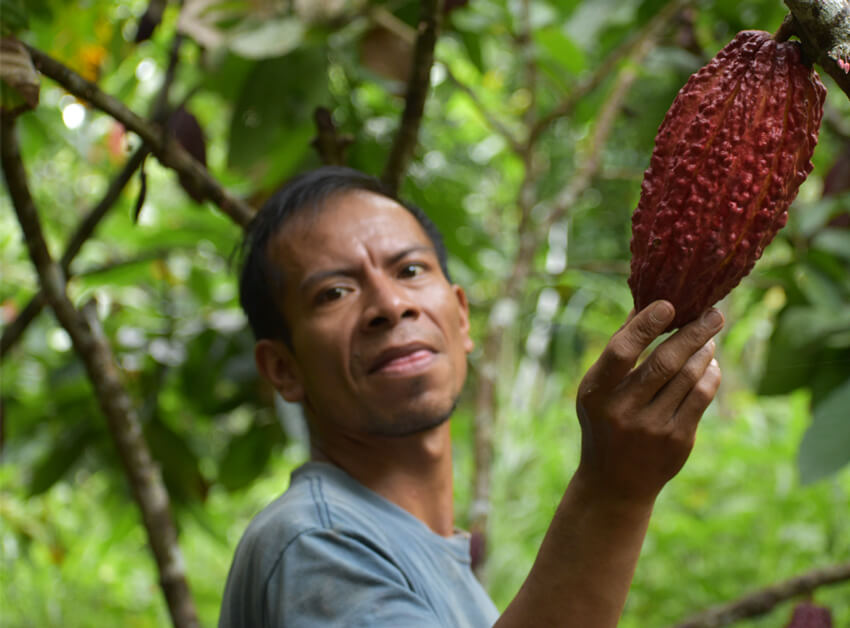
[632,314,662,344]
[647,352,678,381]
[605,336,635,367]
[679,359,705,387]
[692,376,719,406]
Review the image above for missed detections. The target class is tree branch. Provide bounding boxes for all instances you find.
[469,1,670,576]
[381,0,444,194]
[1,113,200,628]
[0,145,148,360]
[783,0,850,100]
[546,31,655,229]
[311,106,353,165]
[526,0,689,149]
[672,561,850,628]
[2,30,190,359]
[24,44,255,227]
[442,64,524,153]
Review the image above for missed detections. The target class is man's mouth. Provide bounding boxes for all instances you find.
[368,344,436,375]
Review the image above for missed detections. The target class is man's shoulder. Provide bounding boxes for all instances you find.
[238,461,387,555]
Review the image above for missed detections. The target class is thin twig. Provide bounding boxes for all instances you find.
[546,36,653,229]
[381,0,444,194]
[526,0,688,149]
[672,561,850,628]
[469,0,674,576]
[75,248,177,278]
[311,106,352,165]
[519,0,537,134]
[25,45,255,227]
[442,64,523,153]
[1,113,199,628]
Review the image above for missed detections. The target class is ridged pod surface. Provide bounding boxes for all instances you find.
[628,30,826,330]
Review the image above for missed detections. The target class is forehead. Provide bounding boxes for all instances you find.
[267,189,433,275]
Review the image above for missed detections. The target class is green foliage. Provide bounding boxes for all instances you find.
[799,379,850,485]
[2,0,849,625]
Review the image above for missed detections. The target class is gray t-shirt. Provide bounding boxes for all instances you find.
[219,461,499,627]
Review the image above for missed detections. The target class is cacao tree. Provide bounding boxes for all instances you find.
[1,0,848,626]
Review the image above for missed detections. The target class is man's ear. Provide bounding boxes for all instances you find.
[254,339,305,402]
[453,284,475,354]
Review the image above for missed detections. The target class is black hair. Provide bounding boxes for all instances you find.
[239,166,450,346]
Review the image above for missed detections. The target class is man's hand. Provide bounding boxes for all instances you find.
[497,301,723,628]
[575,300,723,504]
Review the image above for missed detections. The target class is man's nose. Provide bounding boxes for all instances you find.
[361,274,419,330]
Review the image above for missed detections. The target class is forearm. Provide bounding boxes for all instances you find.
[495,471,655,628]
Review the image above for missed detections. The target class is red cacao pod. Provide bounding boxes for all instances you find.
[628,30,826,329]
[785,601,832,628]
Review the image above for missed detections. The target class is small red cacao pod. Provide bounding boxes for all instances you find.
[785,601,832,628]
[628,30,826,330]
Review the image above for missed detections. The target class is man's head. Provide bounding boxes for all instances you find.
[239,166,473,439]
[240,166,451,347]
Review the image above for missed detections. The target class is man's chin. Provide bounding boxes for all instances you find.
[367,401,457,438]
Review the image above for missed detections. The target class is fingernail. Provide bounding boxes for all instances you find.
[651,301,674,325]
[703,309,723,329]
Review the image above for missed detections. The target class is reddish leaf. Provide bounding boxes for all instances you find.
[168,105,207,203]
[134,0,166,43]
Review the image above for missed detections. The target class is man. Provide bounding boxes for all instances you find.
[220,166,723,627]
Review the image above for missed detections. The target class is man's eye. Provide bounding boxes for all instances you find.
[399,263,425,278]
[317,287,347,304]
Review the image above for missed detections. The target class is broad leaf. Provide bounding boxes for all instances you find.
[217,423,281,491]
[798,377,850,484]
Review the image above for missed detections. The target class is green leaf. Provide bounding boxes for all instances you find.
[0,0,28,34]
[757,306,850,396]
[457,29,484,74]
[812,228,850,264]
[227,17,305,60]
[144,418,208,503]
[227,48,329,184]
[28,427,94,496]
[534,27,585,75]
[798,377,850,484]
[217,422,281,491]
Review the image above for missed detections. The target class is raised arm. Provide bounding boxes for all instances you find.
[495,300,723,628]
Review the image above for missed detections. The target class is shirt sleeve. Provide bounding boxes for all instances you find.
[263,527,443,628]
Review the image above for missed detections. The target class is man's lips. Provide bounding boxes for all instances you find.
[368,343,436,375]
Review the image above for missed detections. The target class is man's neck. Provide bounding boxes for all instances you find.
[310,422,456,537]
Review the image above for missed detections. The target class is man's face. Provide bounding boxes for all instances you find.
[264,189,473,438]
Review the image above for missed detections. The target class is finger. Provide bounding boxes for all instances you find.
[590,300,675,386]
[648,339,715,417]
[629,308,724,404]
[672,358,722,440]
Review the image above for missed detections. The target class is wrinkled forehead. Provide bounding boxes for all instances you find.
[265,189,433,279]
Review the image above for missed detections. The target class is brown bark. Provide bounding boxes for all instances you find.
[783,0,850,100]
[311,106,353,165]
[1,145,149,359]
[2,114,200,628]
[381,0,444,194]
[672,561,850,628]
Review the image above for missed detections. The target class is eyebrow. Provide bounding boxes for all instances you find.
[299,245,437,293]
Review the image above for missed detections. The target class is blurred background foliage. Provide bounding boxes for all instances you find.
[1,0,849,626]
